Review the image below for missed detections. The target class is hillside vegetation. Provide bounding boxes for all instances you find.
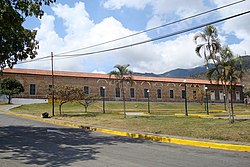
[192,56,250,93]
[192,70,250,91]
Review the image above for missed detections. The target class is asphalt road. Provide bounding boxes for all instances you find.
[0,112,249,167]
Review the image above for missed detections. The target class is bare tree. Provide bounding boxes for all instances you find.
[53,85,82,116]
[78,94,100,113]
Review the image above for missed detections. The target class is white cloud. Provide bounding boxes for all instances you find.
[102,0,151,10]
[29,14,64,70]
[150,0,207,17]
[22,2,94,72]
[102,0,248,52]
[146,15,164,30]
[103,0,207,16]
[18,1,207,73]
[213,0,250,55]
[19,0,249,75]
[103,0,208,31]
[52,2,94,41]
[92,70,106,74]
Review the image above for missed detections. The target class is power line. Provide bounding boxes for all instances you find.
[17,55,51,65]
[16,0,247,65]
[19,10,250,63]
[55,0,245,56]
[53,10,250,59]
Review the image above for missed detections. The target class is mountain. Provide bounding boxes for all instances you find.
[159,65,212,78]
[133,72,159,77]
[134,56,250,93]
[134,55,250,79]
[191,56,250,93]
[134,65,212,78]
[240,55,250,69]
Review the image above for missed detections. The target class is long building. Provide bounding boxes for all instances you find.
[0,68,244,103]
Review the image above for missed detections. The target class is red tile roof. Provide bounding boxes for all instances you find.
[2,68,226,85]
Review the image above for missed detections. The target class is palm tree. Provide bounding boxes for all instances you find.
[207,46,243,123]
[227,54,244,123]
[109,64,133,118]
[194,25,221,66]
[194,25,244,123]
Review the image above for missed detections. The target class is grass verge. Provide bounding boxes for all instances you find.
[10,102,250,143]
[0,102,7,105]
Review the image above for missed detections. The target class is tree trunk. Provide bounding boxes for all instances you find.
[59,103,62,116]
[121,81,126,118]
[85,106,88,113]
[230,85,235,123]
[223,84,232,123]
[7,94,11,104]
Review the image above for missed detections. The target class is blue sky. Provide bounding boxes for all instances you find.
[19,0,250,74]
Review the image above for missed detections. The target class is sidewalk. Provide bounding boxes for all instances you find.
[0,104,20,111]
[0,105,250,152]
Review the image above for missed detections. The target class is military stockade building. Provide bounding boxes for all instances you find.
[1,68,244,103]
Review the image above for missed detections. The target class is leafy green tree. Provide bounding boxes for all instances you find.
[0,0,56,70]
[0,78,24,104]
[244,91,250,97]
[109,64,133,118]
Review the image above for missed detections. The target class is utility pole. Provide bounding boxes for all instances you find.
[51,52,55,116]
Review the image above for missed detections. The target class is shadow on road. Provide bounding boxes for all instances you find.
[0,126,147,167]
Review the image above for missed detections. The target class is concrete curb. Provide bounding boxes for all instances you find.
[4,111,250,152]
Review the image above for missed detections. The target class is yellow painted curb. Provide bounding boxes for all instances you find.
[236,114,250,117]
[175,113,232,118]
[4,111,250,152]
[210,110,227,113]
[88,128,250,152]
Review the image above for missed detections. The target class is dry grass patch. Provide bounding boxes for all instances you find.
[10,102,250,143]
[0,102,7,105]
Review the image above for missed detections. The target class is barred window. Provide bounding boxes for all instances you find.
[182,90,185,99]
[100,87,105,97]
[157,89,162,98]
[84,86,89,94]
[30,84,36,95]
[115,88,120,97]
[130,88,135,98]
[144,89,149,98]
[170,90,174,98]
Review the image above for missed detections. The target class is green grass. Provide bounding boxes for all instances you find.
[10,101,250,143]
[0,102,7,105]
[11,101,250,115]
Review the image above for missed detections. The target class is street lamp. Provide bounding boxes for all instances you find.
[205,86,209,115]
[183,80,188,116]
[102,86,105,114]
[147,89,150,114]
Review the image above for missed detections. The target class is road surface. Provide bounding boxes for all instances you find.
[0,112,249,167]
